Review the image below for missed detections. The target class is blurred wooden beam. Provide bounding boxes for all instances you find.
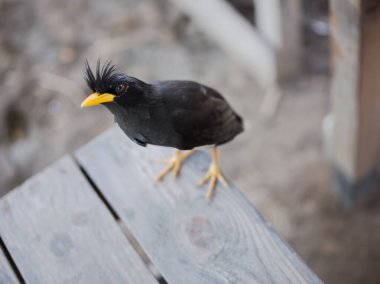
[168,0,276,85]
[327,0,380,206]
[170,0,277,85]
[254,0,301,80]
[254,0,301,120]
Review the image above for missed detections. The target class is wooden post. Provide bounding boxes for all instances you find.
[254,0,301,80]
[254,0,302,119]
[327,0,380,205]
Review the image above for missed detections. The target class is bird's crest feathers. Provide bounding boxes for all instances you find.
[85,59,120,93]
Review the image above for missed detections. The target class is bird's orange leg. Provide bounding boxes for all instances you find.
[198,146,228,199]
[156,150,194,181]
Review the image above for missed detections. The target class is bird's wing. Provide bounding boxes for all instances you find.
[158,81,242,147]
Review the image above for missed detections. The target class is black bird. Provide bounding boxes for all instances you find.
[81,61,243,199]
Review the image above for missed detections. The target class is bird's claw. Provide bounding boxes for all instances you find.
[155,162,176,181]
[155,150,194,181]
[198,162,228,199]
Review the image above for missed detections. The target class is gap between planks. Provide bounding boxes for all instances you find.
[0,237,23,284]
[0,156,158,284]
[76,161,166,284]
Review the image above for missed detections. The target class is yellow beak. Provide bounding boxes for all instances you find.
[81,92,115,107]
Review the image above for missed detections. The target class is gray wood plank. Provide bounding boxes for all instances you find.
[0,156,157,284]
[76,127,322,284]
[0,248,19,284]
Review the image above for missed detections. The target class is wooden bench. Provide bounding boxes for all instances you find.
[0,127,322,284]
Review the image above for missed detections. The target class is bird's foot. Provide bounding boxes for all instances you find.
[156,150,194,181]
[198,160,228,200]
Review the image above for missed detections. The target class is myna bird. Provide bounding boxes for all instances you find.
[81,61,243,199]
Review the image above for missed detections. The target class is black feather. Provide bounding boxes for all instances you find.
[154,80,244,149]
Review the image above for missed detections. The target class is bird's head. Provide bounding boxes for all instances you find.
[81,60,146,108]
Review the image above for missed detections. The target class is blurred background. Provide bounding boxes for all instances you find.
[0,0,379,283]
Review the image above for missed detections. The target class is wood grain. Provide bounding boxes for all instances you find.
[0,248,18,284]
[76,127,322,284]
[0,156,157,284]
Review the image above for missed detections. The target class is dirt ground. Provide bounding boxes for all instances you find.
[0,0,379,283]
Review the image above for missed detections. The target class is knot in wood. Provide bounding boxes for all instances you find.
[185,216,217,250]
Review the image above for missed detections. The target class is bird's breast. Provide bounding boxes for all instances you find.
[112,105,183,149]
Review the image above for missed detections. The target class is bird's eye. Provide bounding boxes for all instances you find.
[116,84,126,93]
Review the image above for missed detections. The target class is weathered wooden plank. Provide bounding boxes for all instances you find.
[327,0,380,205]
[0,156,157,284]
[76,127,322,284]
[0,247,19,284]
